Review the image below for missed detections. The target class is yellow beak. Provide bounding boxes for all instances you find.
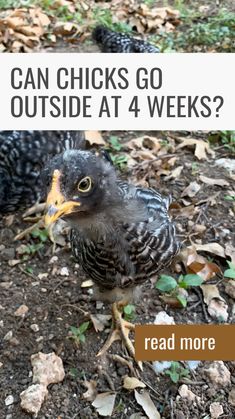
[45,169,80,227]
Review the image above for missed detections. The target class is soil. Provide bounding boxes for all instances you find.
[0,131,235,419]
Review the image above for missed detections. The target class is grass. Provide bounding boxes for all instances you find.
[151,8,235,52]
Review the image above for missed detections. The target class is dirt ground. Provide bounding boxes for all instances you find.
[0,130,235,418]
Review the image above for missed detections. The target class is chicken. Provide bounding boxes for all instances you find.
[92,25,159,53]
[44,149,179,360]
[0,131,85,214]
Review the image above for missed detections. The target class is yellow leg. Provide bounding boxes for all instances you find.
[97,302,142,369]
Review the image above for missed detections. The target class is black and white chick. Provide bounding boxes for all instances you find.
[92,25,159,53]
[45,149,179,359]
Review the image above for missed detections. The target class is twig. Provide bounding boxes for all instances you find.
[193,288,210,323]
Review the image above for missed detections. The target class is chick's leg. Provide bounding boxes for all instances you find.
[97,301,135,358]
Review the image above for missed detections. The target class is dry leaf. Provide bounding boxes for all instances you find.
[180,246,221,281]
[164,166,183,180]
[176,138,215,160]
[92,392,116,417]
[123,376,146,390]
[85,131,106,146]
[225,244,235,265]
[181,181,201,198]
[82,380,97,402]
[201,285,228,321]
[199,175,229,187]
[90,314,111,332]
[134,390,161,419]
[193,242,226,258]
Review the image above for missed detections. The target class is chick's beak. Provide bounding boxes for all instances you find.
[45,169,80,227]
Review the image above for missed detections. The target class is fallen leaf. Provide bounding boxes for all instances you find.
[164,166,183,180]
[176,138,215,160]
[123,376,146,390]
[180,246,221,281]
[90,314,111,332]
[181,181,201,198]
[134,390,161,419]
[85,131,106,145]
[82,380,97,402]
[201,285,228,321]
[193,242,226,258]
[92,392,116,417]
[199,175,229,187]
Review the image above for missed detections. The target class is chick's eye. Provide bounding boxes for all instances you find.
[78,176,92,193]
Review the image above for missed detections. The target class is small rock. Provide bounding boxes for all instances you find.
[228,387,235,406]
[215,158,235,172]
[0,320,3,327]
[3,331,13,341]
[30,324,40,333]
[153,361,171,374]
[49,256,58,264]
[14,304,29,317]
[203,361,231,387]
[5,395,14,406]
[209,402,223,418]
[31,352,65,386]
[0,362,3,368]
[59,267,69,276]
[187,361,200,370]
[224,280,235,299]
[20,384,48,415]
[0,247,15,261]
[38,273,48,280]
[8,259,21,267]
[41,288,47,293]
[178,384,200,402]
[154,311,175,325]
[9,337,20,346]
[193,224,206,234]
[0,282,12,289]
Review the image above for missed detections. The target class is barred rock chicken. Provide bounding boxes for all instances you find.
[45,149,179,359]
[0,130,85,213]
[92,25,159,53]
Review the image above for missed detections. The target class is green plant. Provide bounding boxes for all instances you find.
[30,228,49,243]
[155,273,203,307]
[165,361,190,383]
[108,136,123,152]
[123,304,136,322]
[224,261,235,279]
[92,7,132,33]
[70,322,90,345]
[151,9,235,52]
[220,131,235,152]
[110,154,128,171]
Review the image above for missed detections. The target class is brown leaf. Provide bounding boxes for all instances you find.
[134,390,161,419]
[199,175,229,187]
[176,138,215,160]
[85,131,106,146]
[180,246,221,281]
